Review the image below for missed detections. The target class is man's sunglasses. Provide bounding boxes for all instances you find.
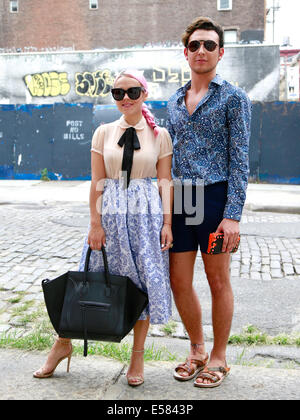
[111,87,145,101]
[187,40,218,53]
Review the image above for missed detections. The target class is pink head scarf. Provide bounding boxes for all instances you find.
[114,69,160,138]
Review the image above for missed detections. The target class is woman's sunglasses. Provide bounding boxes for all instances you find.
[111,87,145,101]
[187,40,218,53]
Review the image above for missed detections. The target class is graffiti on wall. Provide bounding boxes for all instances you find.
[23,66,192,99]
[0,46,280,104]
[24,72,71,97]
[75,70,114,98]
[152,67,191,84]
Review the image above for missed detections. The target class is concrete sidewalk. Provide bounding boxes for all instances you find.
[0,180,300,213]
[245,183,300,214]
[0,348,299,400]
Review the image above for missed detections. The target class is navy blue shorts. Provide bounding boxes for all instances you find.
[170,181,228,254]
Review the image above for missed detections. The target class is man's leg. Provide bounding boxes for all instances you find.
[195,252,233,385]
[170,251,207,377]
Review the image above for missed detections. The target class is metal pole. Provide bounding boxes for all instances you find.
[284,55,289,101]
[272,0,275,43]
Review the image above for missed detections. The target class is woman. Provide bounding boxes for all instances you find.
[33,69,173,387]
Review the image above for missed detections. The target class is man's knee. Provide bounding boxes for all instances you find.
[169,252,196,295]
[206,272,231,296]
[170,269,194,297]
[170,272,184,295]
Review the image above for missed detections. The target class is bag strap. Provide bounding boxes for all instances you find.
[84,246,92,272]
[81,304,88,357]
[84,246,111,292]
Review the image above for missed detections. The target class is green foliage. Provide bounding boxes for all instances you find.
[229,324,300,347]
[40,168,50,181]
[161,321,177,335]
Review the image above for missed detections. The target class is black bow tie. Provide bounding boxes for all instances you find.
[117,127,141,188]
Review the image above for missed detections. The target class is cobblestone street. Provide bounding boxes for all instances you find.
[233,211,300,281]
[0,200,300,337]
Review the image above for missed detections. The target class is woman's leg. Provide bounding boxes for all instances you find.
[33,337,72,377]
[126,317,150,383]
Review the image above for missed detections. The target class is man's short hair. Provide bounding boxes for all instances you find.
[182,16,224,49]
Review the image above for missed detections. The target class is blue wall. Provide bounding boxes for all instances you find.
[0,101,299,183]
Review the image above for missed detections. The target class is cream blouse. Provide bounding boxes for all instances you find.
[91,116,173,179]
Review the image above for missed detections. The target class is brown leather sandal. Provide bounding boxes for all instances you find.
[194,365,230,388]
[174,349,209,382]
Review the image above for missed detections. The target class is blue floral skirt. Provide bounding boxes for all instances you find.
[79,178,172,324]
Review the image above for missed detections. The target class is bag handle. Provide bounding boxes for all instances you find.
[84,246,111,293]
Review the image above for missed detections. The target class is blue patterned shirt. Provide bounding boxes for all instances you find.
[166,74,252,221]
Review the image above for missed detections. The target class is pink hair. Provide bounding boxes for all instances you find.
[115,69,160,137]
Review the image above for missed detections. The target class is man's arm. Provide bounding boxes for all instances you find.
[217,91,252,252]
[224,91,252,221]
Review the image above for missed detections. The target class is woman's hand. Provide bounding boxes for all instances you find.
[88,224,106,250]
[161,224,173,251]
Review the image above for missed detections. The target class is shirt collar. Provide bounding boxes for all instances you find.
[118,115,146,131]
[176,74,224,100]
[210,74,224,86]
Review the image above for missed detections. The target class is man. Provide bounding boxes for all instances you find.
[167,17,251,388]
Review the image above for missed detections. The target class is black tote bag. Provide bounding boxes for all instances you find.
[42,246,148,356]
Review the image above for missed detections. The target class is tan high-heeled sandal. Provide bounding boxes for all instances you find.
[126,349,144,387]
[33,337,73,379]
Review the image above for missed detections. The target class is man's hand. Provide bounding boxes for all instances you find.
[216,218,240,253]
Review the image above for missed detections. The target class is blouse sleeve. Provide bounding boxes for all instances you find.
[90,125,105,155]
[158,128,173,160]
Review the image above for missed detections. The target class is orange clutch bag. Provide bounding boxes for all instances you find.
[207,233,240,254]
